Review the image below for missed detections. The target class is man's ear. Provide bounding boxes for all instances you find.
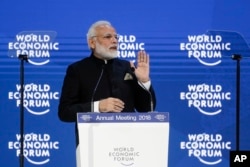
[88,38,96,49]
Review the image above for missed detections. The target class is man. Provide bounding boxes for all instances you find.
[58,20,156,122]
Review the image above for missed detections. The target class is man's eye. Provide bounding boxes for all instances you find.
[103,34,119,40]
[104,35,112,39]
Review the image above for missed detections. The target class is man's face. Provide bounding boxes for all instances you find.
[90,25,119,59]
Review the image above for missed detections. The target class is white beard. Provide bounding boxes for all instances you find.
[95,42,117,60]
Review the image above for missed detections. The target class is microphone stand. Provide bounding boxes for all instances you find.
[231,54,242,151]
[18,54,28,167]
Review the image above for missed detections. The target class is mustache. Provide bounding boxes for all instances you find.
[109,45,118,50]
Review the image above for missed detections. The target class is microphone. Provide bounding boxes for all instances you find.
[18,54,29,62]
[91,63,105,112]
[138,80,154,112]
[131,67,154,112]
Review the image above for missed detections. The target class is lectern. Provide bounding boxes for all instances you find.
[76,112,169,167]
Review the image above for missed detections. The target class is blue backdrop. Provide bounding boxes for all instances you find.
[1,0,250,166]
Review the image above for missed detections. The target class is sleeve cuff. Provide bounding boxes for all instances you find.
[93,101,100,113]
[138,80,151,90]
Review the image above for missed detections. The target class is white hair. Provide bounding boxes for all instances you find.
[86,20,112,41]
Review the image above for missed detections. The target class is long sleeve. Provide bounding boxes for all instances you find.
[58,64,92,122]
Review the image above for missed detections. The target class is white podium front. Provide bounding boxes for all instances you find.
[76,112,169,167]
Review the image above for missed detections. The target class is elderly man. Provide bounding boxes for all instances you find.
[58,20,156,122]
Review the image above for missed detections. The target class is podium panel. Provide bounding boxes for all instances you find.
[76,112,169,167]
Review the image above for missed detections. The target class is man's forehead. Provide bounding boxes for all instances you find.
[96,25,116,33]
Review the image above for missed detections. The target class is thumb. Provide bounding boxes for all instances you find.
[130,60,135,68]
[130,61,136,72]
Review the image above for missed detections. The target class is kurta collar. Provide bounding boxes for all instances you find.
[90,53,115,65]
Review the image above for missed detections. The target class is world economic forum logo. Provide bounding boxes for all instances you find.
[8,133,59,165]
[109,147,140,166]
[180,133,231,165]
[180,83,231,116]
[180,31,250,66]
[179,31,233,66]
[8,31,59,65]
[80,115,92,122]
[8,83,59,115]
[118,34,145,62]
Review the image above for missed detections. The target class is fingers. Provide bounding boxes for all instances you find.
[112,98,124,112]
[99,98,125,113]
[138,50,149,64]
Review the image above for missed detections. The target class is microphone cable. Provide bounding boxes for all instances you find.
[91,64,105,112]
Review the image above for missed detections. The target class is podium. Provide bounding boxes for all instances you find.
[76,112,170,167]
